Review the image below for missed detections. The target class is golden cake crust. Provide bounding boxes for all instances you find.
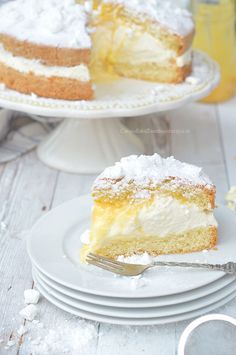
[114,63,192,84]
[0,34,90,67]
[92,2,194,84]
[81,226,217,262]
[93,178,216,211]
[0,62,94,100]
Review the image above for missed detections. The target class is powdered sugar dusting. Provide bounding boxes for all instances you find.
[105,0,194,36]
[0,0,91,49]
[93,154,213,194]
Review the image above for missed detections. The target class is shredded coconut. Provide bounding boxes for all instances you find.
[225,186,236,211]
[0,221,7,234]
[105,0,194,36]
[0,0,91,49]
[93,154,213,195]
[118,252,153,265]
[130,275,148,290]
[30,322,97,355]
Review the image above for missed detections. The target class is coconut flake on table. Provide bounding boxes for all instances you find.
[105,0,194,36]
[93,153,214,193]
[30,321,97,355]
[0,0,91,49]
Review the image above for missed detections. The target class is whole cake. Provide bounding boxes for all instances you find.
[80,154,218,261]
[0,0,195,100]
[0,0,93,100]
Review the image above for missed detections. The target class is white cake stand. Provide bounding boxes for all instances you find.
[0,51,220,173]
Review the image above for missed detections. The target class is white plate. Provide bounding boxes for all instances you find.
[27,195,236,298]
[0,51,219,119]
[34,274,236,325]
[33,268,236,319]
[34,265,236,308]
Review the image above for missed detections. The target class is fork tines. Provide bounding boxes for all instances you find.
[86,253,126,275]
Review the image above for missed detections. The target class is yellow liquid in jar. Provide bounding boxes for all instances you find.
[193,0,236,103]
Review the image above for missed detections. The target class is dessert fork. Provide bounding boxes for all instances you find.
[86,253,236,277]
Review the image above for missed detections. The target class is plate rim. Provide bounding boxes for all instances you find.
[34,275,236,325]
[33,269,236,319]
[27,195,234,299]
[33,265,236,308]
[0,51,220,119]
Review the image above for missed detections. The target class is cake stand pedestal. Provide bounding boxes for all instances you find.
[0,51,220,173]
[37,118,145,174]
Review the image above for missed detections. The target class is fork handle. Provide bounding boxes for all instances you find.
[152,261,236,274]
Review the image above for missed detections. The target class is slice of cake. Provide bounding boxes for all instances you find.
[91,0,194,83]
[0,0,93,100]
[80,154,217,261]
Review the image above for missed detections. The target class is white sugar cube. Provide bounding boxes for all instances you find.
[20,305,38,321]
[24,289,40,304]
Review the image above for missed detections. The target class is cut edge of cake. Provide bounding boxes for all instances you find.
[80,154,217,262]
[91,0,195,83]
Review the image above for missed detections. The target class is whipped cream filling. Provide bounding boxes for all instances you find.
[109,25,192,66]
[0,45,90,82]
[107,195,217,239]
[112,26,176,65]
[176,48,192,67]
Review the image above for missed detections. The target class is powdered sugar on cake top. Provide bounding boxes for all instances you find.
[105,0,194,36]
[93,154,213,193]
[0,0,91,49]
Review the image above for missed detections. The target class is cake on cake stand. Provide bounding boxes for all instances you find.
[0,51,220,173]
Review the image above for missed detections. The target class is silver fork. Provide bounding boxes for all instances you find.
[86,253,236,277]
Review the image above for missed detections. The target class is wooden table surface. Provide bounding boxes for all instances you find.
[0,97,236,355]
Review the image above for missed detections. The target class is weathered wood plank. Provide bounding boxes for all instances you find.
[0,151,58,354]
[96,323,176,355]
[20,170,99,355]
[1,98,235,355]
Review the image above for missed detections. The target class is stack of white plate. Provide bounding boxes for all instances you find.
[27,195,236,325]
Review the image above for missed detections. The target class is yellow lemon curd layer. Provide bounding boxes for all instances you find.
[80,192,217,261]
[90,3,191,82]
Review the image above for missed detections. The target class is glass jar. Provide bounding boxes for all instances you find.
[191,0,236,103]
